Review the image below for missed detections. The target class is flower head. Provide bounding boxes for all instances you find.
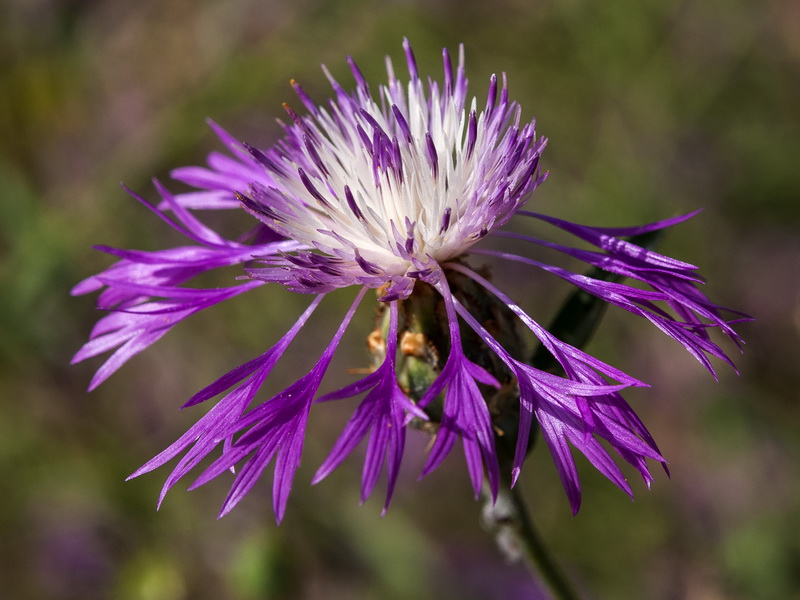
[74,39,746,521]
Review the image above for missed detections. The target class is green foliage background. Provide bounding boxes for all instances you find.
[1,0,798,598]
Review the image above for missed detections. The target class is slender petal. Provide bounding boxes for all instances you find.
[127,294,325,506]
[190,288,368,521]
[416,274,502,501]
[313,301,426,512]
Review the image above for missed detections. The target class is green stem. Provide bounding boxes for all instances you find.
[482,480,581,600]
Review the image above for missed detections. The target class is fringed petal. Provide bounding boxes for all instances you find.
[126,295,324,506]
[186,288,367,521]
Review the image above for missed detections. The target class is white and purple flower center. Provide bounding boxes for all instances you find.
[239,40,546,299]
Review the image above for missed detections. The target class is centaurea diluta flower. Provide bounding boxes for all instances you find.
[73,39,746,522]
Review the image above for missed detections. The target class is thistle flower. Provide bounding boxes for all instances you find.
[73,39,745,522]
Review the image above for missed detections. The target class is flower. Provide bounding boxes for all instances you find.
[73,39,746,521]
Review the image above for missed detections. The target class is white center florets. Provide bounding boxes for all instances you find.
[241,40,546,299]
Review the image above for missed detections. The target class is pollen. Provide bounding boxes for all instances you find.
[400,331,427,357]
[367,328,385,354]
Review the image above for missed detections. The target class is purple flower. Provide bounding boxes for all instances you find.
[74,39,746,521]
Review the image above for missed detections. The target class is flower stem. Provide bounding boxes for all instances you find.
[482,479,581,600]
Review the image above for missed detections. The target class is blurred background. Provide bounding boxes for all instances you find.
[1,0,798,598]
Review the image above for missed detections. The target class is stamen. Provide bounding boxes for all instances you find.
[402,37,418,80]
[391,105,413,143]
[282,103,302,125]
[500,72,509,107]
[298,168,333,209]
[466,111,477,158]
[442,48,453,96]
[354,251,382,275]
[439,207,452,234]
[243,143,289,177]
[303,134,330,177]
[391,136,403,182]
[290,79,317,113]
[486,74,497,116]
[344,185,364,221]
[358,108,385,134]
[356,124,373,155]
[346,55,370,97]
[425,133,439,179]
[236,191,286,224]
